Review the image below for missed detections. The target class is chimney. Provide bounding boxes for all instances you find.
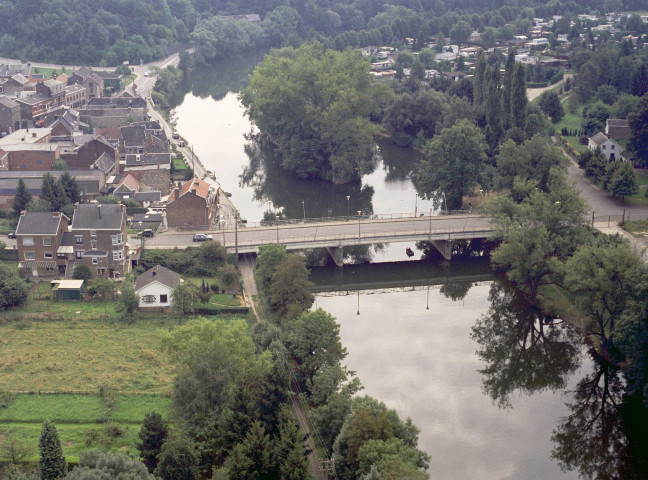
[98,204,101,218]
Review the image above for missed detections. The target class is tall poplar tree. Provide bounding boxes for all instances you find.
[38,420,67,480]
[501,49,516,130]
[511,63,528,129]
[12,178,32,216]
[473,51,487,107]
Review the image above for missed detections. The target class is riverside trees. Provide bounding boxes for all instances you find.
[241,43,386,184]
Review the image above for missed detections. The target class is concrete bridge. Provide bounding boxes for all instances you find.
[148,214,493,265]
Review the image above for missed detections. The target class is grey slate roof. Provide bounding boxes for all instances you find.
[133,191,162,203]
[0,63,31,78]
[121,125,146,147]
[71,204,124,230]
[0,96,19,109]
[135,265,181,291]
[60,231,74,246]
[87,97,146,108]
[131,213,163,223]
[16,212,66,235]
[75,67,91,81]
[590,132,610,146]
[125,153,171,166]
[93,152,116,174]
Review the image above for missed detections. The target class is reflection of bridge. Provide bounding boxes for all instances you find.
[309,257,495,293]
[217,214,492,265]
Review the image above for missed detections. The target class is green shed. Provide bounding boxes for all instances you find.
[51,279,86,300]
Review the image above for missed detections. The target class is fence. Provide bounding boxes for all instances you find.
[592,210,648,227]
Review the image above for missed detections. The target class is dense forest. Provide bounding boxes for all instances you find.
[1,0,647,65]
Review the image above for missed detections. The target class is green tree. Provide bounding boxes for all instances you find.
[449,20,471,46]
[226,422,273,480]
[137,413,169,473]
[72,264,92,281]
[416,119,487,210]
[66,450,154,480]
[537,90,564,123]
[628,95,648,168]
[0,263,28,310]
[53,158,68,170]
[38,420,66,480]
[116,281,139,320]
[170,281,201,320]
[254,243,287,297]
[268,254,314,319]
[39,173,57,210]
[91,277,116,300]
[284,308,347,390]
[609,161,638,202]
[241,43,383,183]
[277,419,309,480]
[12,178,32,216]
[59,171,82,204]
[510,62,527,129]
[155,435,199,480]
[218,262,239,291]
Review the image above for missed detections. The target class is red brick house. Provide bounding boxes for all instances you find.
[166,177,218,228]
[16,211,70,278]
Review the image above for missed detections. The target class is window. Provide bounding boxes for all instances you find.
[75,235,83,244]
[76,249,84,260]
[90,230,96,237]
[112,250,123,261]
[97,268,106,276]
[92,258,98,264]
[24,251,35,260]
[43,237,51,246]
[611,145,615,150]
[44,251,53,259]
[602,145,606,150]
[91,240,97,249]
[142,295,156,303]
[160,294,168,303]
[22,237,34,246]
[111,234,123,246]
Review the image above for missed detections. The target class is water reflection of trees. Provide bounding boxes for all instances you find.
[471,281,581,408]
[240,137,375,220]
[551,350,648,480]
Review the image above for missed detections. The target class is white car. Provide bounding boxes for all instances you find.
[193,233,213,242]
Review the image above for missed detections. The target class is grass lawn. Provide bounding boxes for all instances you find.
[0,217,17,235]
[563,135,588,154]
[209,293,242,307]
[554,103,584,133]
[623,220,648,238]
[30,66,74,78]
[173,158,187,170]
[0,315,177,393]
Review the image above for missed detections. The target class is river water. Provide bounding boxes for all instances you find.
[170,55,638,479]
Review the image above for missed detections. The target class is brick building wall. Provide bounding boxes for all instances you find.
[62,139,117,169]
[8,145,59,170]
[166,191,213,227]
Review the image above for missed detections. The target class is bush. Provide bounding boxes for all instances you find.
[104,423,125,438]
[72,264,92,281]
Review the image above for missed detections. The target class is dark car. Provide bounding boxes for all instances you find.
[172,132,180,140]
[7,232,16,239]
[193,233,213,242]
[141,229,155,238]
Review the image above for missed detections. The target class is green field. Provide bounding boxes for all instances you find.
[0,314,177,393]
[173,158,188,170]
[30,66,74,78]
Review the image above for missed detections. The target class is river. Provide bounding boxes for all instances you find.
[170,54,640,479]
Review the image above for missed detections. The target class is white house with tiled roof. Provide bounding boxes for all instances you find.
[588,132,625,161]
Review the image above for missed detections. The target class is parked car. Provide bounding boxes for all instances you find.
[7,232,16,239]
[141,229,155,238]
[172,132,180,140]
[193,233,213,242]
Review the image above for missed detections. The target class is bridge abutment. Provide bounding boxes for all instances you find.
[326,246,344,267]
[430,240,452,260]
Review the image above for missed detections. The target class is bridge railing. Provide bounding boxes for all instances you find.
[235,210,475,229]
[228,225,493,249]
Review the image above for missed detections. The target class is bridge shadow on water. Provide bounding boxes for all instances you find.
[308,256,494,294]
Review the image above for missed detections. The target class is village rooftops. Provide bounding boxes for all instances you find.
[87,97,146,108]
[71,203,124,230]
[0,96,19,109]
[16,211,68,236]
[170,177,213,202]
[125,153,172,167]
[93,152,116,174]
[0,64,31,78]
[133,191,162,203]
[136,265,182,291]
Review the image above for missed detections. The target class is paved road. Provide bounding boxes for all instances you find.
[145,215,491,250]
[527,74,573,102]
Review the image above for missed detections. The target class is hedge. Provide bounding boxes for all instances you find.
[194,305,250,315]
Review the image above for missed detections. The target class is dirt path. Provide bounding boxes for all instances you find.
[239,254,330,480]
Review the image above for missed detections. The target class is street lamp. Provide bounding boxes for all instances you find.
[276,215,280,243]
[441,192,447,214]
[346,196,350,219]
[429,207,433,235]
[220,219,226,246]
[301,199,306,221]
[357,210,362,238]
[414,194,418,217]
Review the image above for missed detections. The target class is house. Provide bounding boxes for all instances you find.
[15,92,54,122]
[70,203,130,278]
[50,279,85,300]
[436,52,456,62]
[588,132,625,161]
[135,265,182,310]
[71,67,103,99]
[166,177,218,228]
[113,172,140,200]
[605,119,630,140]
[80,97,147,129]
[92,152,118,176]
[0,63,31,81]
[64,84,87,110]
[36,80,66,109]
[0,96,20,134]
[56,134,118,169]
[16,211,70,278]
[47,108,82,136]
[133,191,162,207]
[95,71,123,94]
[130,212,164,230]
[0,169,105,204]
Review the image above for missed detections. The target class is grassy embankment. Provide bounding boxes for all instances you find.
[0,275,247,461]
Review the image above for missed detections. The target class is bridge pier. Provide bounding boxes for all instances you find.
[326,246,344,267]
[430,240,452,261]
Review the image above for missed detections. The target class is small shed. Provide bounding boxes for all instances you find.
[50,279,86,300]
